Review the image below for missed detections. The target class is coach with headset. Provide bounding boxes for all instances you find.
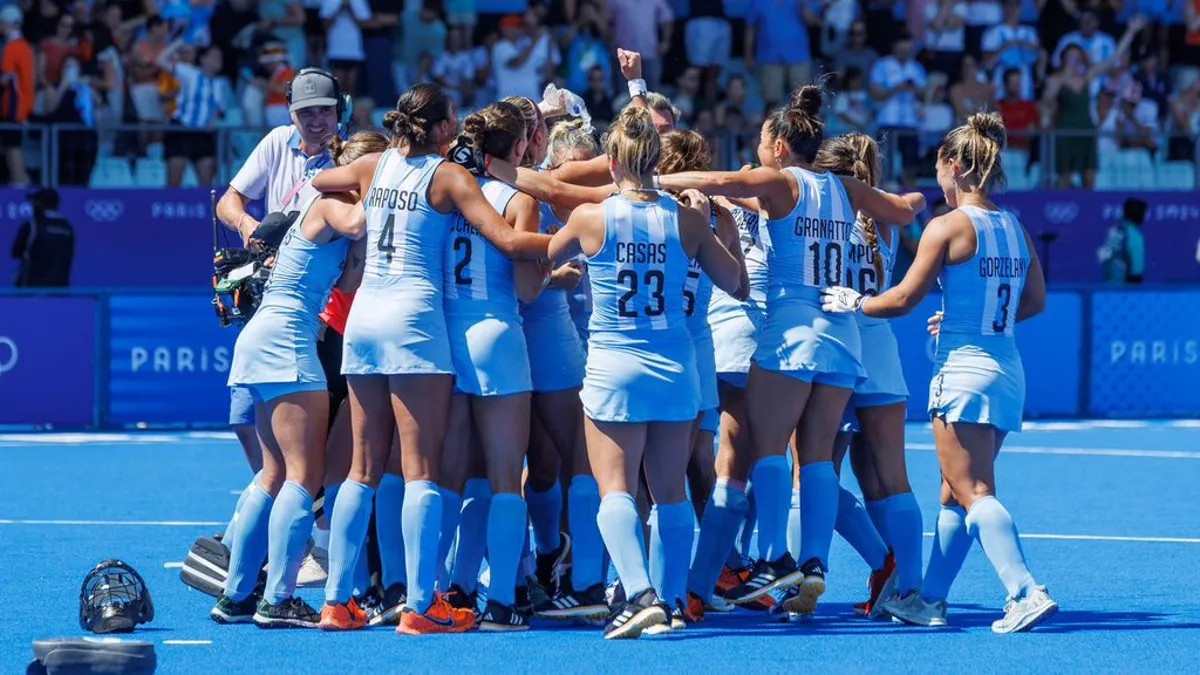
[214,67,350,501]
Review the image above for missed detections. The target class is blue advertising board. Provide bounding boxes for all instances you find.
[1089,290,1200,416]
[107,294,237,425]
[892,291,1083,421]
[0,297,96,425]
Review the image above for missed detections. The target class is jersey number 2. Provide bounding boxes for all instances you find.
[618,269,665,318]
[453,236,472,285]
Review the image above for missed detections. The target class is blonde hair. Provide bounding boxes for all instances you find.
[814,133,884,281]
[938,112,1007,194]
[658,129,711,176]
[330,130,390,166]
[603,105,660,184]
[547,118,599,164]
[462,101,527,160]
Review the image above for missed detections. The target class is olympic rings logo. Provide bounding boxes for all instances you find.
[85,200,125,222]
[0,336,17,374]
[1042,202,1079,225]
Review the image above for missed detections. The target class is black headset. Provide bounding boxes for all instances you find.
[285,67,353,126]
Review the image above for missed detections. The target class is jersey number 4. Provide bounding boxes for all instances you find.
[618,269,665,318]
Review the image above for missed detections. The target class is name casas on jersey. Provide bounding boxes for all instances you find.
[616,241,668,264]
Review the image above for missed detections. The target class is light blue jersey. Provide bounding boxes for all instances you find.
[229,194,349,397]
[444,178,520,318]
[342,150,455,375]
[444,177,532,396]
[708,205,767,387]
[521,200,586,392]
[754,167,864,387]
[928,205,1031,432]
[844,215,908,421]
[582,193,699,422]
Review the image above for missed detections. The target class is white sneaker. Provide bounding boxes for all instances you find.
[885,591,948,627]
[704,594,735,613]
[295,546,329,588]
[992,585,1058,634]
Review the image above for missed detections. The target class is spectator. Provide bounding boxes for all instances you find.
[581,65,615,127]
[258,0,308,71]
[949,55,996,121]
[818,0,861,59]
[924,0,968,77]
[321,0,372,96]
[563,1,612,97]
[37,10,81,90]
[401,3,445,90]
[745,0,817,109]
[163,0,216,47]
[981,0,1041,101]
[869,31,925,186]
[41,55,99,186]
[361,0,399,105]
[1098,198,1147,284]
[350,94,375,131]
[608,0,672,90]
[673,66,704,124]
[1132,46,1170,123]
[1167,77,1200,161]
[89,23,125,131]
[1098,83,1158,155]
[129,14,171,126]
[828,67,874,135]
[998,68,1040,152]
[302,0,327,67]
[918,73,955,166]
[411,52,436,87]
[444,0,478,31]
[685,0,730,103]
[1052,11,1117,69]
[434,26,479,109]
[11,188,74,288]
[0,5,34,186]
[491,12,559,101]
[24,0,63,44]
[159,40,227,186]
[862,0,897,54]
[261,43,294,128]
[831,20,877,82]
[964,0,1002,56]
[716,74,763,128]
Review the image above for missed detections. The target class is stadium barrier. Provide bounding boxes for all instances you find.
[1,288,1197,429]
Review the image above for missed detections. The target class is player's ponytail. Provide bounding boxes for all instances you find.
[603,105,660,186]
[503,96,546,166]
[462,101,527,161]
[767,84,825,163]
[658,130,711,176]
[938,112,1008,194]
[389,84,452,150]
[332,130,389,167]
[815,133,884,282]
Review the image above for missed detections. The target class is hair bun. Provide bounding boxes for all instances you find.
[790,86,823,117]
[968,112,1006,148]
[382,110,406,131]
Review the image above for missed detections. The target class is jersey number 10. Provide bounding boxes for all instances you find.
[809,241,843,287]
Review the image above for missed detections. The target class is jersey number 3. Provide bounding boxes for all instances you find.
[618,269,665,318]
[992,283,1012,333]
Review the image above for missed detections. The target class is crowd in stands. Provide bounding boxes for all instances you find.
[0,0,1198,188]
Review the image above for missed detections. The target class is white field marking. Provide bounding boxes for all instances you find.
[164,562,184,569]
[0,431,237,445]
[906,442,1200,459]
[0,519,223,527]
[1168,420,1200,428]
[229,490,243,495]
[919,532,1200,545]
[163,640,212,646]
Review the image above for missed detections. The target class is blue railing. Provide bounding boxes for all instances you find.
[2,286,1198,429]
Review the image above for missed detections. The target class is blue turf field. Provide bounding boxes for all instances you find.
[3,421,1199,674]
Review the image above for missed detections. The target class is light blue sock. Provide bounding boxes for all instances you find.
[567,475,603,590]
[486,493,528,605]
[965,496,1036,600]
[264,481,314,604]
[403,480,443,612]
[524,481,563,555]
[597,492,651,598]
[687,480,748,600]
[749,456,789,561]
[865,499,890,548]
[451,478,492,592]
[798,461,838,569]
[737,482,756,560]
[835,488,887,570]
[324,482,341,522]
[880,492,924,594]
[436,487,462,591]
[649,501,694,606]
[223,479,274,602]
[222,473,259,541]
[352,539,370,596]
[786,488,802,559]
[324,480,374,604]
[922,505,971,602]
[375,474,406,588]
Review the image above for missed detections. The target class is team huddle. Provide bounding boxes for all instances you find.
[207,51,1057,640]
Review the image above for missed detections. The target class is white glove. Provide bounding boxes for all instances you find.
[820,286,865,314]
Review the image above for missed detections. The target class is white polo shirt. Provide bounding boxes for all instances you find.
[228,125,335,214]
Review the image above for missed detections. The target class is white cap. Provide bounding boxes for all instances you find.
[0,5,22,26]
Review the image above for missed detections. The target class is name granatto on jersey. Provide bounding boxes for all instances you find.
[793,217,853,240]
[978,256,1028,278]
